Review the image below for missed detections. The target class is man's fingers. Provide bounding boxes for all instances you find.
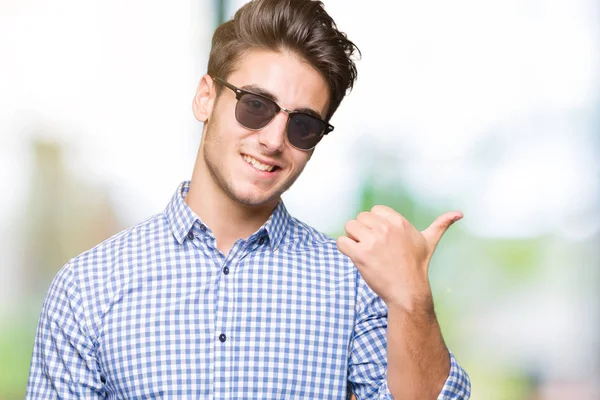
[344,219,370,243]
[370,205,401,220]
[336,235,358,258]
[356,211,385,230]
[421,211,463,248]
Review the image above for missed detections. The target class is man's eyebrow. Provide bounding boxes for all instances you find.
[240,84,324,120]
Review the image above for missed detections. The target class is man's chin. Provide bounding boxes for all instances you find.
[231,190,280,209]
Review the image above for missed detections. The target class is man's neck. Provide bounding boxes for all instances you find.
[185,170,277,255]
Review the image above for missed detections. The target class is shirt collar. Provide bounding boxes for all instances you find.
[164,181,199,244]
[261,200,290,251]
[165,181,290,250]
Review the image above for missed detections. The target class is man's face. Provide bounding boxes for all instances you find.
[194,50,330,208]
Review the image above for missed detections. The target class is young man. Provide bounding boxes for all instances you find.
[26,0,471,398]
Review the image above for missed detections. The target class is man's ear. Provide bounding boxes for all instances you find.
[192,74,216,122]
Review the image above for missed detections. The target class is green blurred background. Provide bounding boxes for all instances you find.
[1,0,599,398]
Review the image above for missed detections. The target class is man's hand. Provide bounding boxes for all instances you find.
[336,205,462,309]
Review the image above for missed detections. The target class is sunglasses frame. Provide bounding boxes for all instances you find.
[212,76,334,151]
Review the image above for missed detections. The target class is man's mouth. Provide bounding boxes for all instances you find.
[242,154,279,172]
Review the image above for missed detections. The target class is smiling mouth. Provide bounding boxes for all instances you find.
[242,154,279,172]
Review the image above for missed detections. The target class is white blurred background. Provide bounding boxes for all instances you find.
[1,0,599,398]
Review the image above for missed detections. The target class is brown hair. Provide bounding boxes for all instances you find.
[207,0,359,120]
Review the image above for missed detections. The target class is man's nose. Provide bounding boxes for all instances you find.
[258,111,288,152]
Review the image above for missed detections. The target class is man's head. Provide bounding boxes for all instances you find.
[192,0,358,210]
[208,0,359,121]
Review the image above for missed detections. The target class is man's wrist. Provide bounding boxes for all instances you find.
[385,290,436,317]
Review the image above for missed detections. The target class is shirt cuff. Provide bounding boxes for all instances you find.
[437,350,471,399]
[375,351,471,400]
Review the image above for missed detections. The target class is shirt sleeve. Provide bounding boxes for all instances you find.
[26,263,105,399]
[348,277,471,400]
[437,351,472,399]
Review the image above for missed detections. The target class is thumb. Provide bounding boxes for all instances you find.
[421,211,463,248]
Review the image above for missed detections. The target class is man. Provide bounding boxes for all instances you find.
[26,0,471,398]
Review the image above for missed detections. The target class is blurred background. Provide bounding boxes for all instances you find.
[1,0,598,398]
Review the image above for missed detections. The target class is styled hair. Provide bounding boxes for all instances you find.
[207,0,359,120]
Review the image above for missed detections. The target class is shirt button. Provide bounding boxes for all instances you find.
[258,237,266,245]
[200,225,207,232]
[218,333,226,342]
[187,232,195,240]
[223,266,229,275]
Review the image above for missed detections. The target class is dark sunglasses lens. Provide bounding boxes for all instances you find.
[236,93,278,129]
[287,114,325,150]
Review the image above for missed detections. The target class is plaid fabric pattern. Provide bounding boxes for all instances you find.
[26,181,471,399]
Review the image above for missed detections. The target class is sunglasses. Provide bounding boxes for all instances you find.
[212,77,334,151]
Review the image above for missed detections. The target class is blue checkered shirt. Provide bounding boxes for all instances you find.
[27,181,471,399]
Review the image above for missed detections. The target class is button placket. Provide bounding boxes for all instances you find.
[214,247,241,398]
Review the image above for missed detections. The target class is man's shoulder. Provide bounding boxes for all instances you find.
[66,211,171,276]
[283,216,347,257]
[41,211,174,338]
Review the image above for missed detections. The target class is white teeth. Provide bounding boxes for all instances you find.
[243,155,275,172]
